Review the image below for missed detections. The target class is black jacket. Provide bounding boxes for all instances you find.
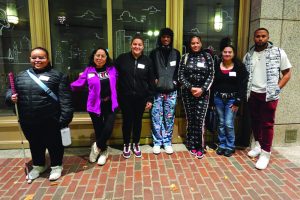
[150,47,180,93]
[115,52,155,103]
[212,59,248,106]
[5,66,73,127]
[178,51,214,93]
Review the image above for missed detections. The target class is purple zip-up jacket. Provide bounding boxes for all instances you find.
[70,66,118,115]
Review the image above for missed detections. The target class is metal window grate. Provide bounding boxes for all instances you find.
[285,129,298,143]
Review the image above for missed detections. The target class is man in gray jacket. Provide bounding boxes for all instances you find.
[243,28,292,170]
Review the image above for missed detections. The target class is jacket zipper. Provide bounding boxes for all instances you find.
[134,59,137,95]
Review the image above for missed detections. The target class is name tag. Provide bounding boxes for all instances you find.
[197,62,205,68]
[88,73,95,79]
[229,72,236,77]
[39,75,49,81]
[170,61,176,66]
[137,63,145,69]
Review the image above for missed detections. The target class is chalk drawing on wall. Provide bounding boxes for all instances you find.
[188,28,204,35]
[142,6,161,14]
[95,33,104,40]
[75,10,101,21]
[117,11,143,23]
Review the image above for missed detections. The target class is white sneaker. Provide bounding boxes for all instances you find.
[97,150,108,166]
[164,145,174,155]
[49,166,63,181]
[153,146,161,154]
[89,142,100,163]
[26,165,47,180]
[247,141,261,158]
[255,150,271,170]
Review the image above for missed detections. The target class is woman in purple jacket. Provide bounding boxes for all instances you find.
[71,48,118,166]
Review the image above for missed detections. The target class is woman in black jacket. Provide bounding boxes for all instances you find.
[212,37,248,157]
[6,47,73,182]
[178,35,214,159]
[115,35,155,159]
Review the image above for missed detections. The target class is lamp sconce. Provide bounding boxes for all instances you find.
[214,4,223,32]
[6,1,19,24]
[147,30,159,37]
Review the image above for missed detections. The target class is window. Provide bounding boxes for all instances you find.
[0,0,30,115]
[183,0,239,56]
[49,0,108,112]
[112,0,166,58]
[49,0,107,74]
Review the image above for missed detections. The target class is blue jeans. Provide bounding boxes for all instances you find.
[151,91,177,146]
[214,95,237,150]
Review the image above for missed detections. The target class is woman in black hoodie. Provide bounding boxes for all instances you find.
[115,35,155,159]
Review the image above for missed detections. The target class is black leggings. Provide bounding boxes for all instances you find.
[119,95,147,144]
[21,120,64,166]
[89,101,116,150]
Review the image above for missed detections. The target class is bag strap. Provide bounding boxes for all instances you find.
[184,53,189,65]
[26,69,58,101]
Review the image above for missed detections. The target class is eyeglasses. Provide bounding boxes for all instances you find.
[30,56,47,60]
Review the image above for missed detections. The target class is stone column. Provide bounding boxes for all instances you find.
[249,0,300,146]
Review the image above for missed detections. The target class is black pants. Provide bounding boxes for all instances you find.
[89,101,116,150]
[20,119,64,166]
[119,95,147,144]
[181,89,209,150]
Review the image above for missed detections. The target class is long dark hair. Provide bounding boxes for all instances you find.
[88,47,113,67]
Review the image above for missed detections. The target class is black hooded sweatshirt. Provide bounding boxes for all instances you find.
[149,28,180,93]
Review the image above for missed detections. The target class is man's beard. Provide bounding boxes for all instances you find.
[255,42,267,48]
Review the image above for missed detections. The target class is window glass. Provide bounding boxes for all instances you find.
[112,0,166,58]
[0,0,30,115]
[49,0,107,111]
[183,0,239,58]
[49,0,107,74]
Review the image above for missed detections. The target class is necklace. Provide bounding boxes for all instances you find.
[256,51,264,61]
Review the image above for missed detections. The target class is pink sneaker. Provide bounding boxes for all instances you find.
[196,150,204,159]
[132,143,142,158]
[189,149,197,156]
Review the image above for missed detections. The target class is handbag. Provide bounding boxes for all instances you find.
[205,106,218,133]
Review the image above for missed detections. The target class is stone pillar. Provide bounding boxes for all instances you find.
[249,0,300,146]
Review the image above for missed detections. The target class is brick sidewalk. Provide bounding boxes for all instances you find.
[0,149,300,200]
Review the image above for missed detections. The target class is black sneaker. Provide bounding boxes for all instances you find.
[224,149,235,157]
[216,147,225,155]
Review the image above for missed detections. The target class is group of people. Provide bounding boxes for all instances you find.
[5,27,292,182]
